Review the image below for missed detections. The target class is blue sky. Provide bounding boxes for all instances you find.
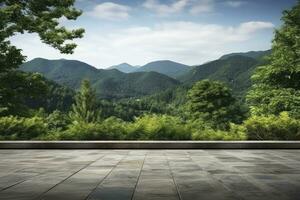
[11,0,297,68]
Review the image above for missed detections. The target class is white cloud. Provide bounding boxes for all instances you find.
[143,0,189,15]
[143,0,215,15]
[190,0,215,15]
[237,21,274,34]
[87,2,131,20]
[225,1,246,8]
[11,21,274,67]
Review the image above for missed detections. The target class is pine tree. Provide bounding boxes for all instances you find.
[69,80,100,123]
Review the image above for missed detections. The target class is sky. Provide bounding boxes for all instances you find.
[11,0,297,68]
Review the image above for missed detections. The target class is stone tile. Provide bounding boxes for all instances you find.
[0,150,299,200]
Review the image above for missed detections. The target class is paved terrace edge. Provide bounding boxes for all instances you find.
[0,141,300,149]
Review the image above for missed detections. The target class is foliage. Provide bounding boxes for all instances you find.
[44,117,127,140]
[0,0,84,116]
[247,85,300,118]
[0,116,47,140]
[46,110,70,131]
[69,80,101,124]
[0,71,48,116]
[180,55,268,96]
[247,2,300,117]
[126,114,191,140]
[25,79,75,113]
[21,58,180,99]
[243,112,300,140]
[0,0,84,54]
[187,119,246,140]
[46,114,191,140]
[187,80,246,129]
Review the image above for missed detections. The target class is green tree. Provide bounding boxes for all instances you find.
[0,0,84,115]
[69,80,100,123]
[247,1,300,118]
[187,80,245,129]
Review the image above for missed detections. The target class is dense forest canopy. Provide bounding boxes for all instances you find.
[0,0,299,140]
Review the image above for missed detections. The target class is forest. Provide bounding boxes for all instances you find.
[0,0,299,140]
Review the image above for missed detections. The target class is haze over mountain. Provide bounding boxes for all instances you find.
[135,60,190,79]
[107,63,138,73]
[20,58,179,99]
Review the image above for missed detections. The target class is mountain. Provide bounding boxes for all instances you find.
[219,50,271,60]
[180,56,259,95]
[20,58,179,99]
[135,60,191,78]
[179,50,271,95]
[107,63,138,73]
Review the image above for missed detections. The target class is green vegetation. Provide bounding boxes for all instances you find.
[21,58,180,99]
[247,2,300,118]
[180,55,266,96]
[0,1,299,141]
[0,0,83,116]
[243,112,300,140]
[107,63,138,73]
[187,80,246,129]
[135,60,190,78]
[0,116,47,140]
[69,80,101,124]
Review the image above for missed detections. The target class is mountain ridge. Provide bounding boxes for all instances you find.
[20,58,180,99]
[107,63,138,73]
[135,60,190,78]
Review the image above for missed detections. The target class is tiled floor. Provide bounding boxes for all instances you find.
[0,150,300,200]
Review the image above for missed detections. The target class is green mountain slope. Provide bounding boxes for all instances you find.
[21,58,179,99]
[219,50,271,60]
[107,63,138,73]
[179,50,271,96]
[180,56,259,95]
[135,60,191,78]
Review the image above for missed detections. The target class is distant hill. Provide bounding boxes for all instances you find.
[220,50,271,60]
[20,58,179,99]
[180,56,259,95]
[107,63,138,73]
[178,50,271,95]
[135,60,191,78]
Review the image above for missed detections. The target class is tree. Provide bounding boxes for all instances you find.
[247,1,300,118]
[187,80,245,129]
[69,80,100,123]
[0,0,84,115]
[0,71,48,116]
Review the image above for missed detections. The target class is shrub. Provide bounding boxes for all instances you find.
[46,110,70,131]
[244,112,300,140]
[127,114,191,140]
[190,121,247,141]
[58,117,126,140]
[0,116,47,140]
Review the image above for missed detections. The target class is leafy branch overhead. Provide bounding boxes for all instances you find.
[0,0,84,54]
[0,0,84,115]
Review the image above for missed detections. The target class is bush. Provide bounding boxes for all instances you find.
[0,116,47,140]
[46,110,70,131]
[126,114,191,140]
[189,120,247,140]
[244,112,300,140]
[56,117,126,140]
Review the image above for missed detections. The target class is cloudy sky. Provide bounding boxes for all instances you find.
[11,0,297,68]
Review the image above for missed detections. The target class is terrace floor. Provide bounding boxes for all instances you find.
[0,150,300,200]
